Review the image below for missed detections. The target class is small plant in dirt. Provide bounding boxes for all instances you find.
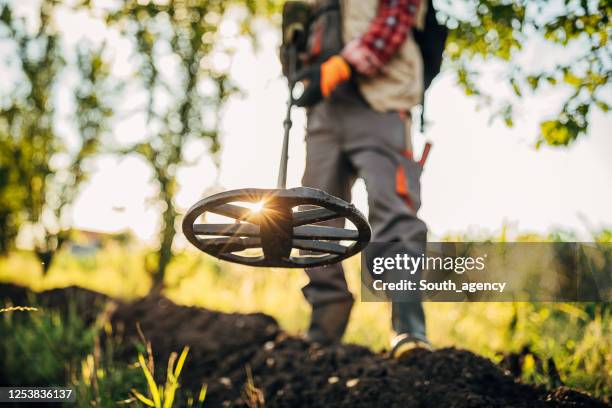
[72,333,147,408]
[129,325,207,408]
[242,365,265,408]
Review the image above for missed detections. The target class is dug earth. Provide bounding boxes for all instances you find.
[0,284,607,408]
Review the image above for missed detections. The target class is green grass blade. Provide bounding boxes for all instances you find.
[173,346,190,379]
[131,388,155,407]
[198,384,208,406]
[138,353,162,407]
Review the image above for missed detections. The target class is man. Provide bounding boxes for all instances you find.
[291,0,432,357]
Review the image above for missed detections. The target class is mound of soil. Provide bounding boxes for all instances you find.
[0,283,30,306]
[0,283,109,324]
[0,284,607,407]
[109,293,280,384]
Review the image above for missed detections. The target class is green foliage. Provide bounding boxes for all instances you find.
[0,304,146,406]
[0,304,95,386]
[130,346,206,408]
[441,0,610,146]
[0,0,114,268]
[0,140,22,254]
[72,332,148,408]
[0,302,205,407]
[503,302,611,397]
[97,0,277,286]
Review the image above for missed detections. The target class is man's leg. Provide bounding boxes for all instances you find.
[344,110,428,344]
[301,102,356,343]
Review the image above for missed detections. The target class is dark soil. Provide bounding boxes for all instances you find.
[0,284,608,408]
[0,283,109,325]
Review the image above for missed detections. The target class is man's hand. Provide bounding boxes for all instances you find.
[341,39,385,77]
[293,55,351,107]
[292,40,386,107]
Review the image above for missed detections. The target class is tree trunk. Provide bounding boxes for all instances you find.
[0,210,18,255]
[151,196,177,291]
[35,231,68,275]
[35,249,55,274]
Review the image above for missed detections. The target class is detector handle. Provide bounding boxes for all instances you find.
[277,44,298,189]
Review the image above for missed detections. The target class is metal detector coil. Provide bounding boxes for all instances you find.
[182,43,371,268]
[182,187,370,268]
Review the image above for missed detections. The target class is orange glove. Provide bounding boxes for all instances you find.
[293,56,351,107]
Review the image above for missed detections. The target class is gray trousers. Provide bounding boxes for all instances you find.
[301,88,428,341]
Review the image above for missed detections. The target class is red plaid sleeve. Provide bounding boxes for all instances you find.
[360,0,420,64]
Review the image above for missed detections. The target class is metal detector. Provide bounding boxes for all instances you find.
[182,41,371,268]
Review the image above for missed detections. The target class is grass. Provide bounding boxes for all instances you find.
[0,232,610,402]
[0,297,203,407]
[131,346,207,408]
[0,303,96,387]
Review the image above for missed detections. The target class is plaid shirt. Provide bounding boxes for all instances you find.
[360,0,420,64]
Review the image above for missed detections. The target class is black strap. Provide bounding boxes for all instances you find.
[309,1,340,23]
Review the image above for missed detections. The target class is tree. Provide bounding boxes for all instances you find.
[0,1,113,271]
[441,0,610,146]
[103,0,277,288]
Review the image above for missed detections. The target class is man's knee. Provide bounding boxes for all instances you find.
[372,213,427,249]
[365,178,427,243]
[354,151,426,243]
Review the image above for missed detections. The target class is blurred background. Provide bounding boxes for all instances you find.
[0,0,610,401]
